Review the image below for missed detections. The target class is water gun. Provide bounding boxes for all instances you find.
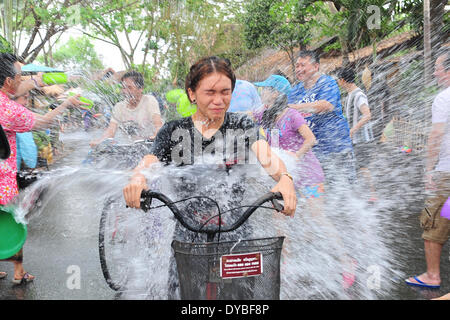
[68,92,94,109]
[42,72,68,85]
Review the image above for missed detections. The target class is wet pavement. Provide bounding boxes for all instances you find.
[0,131,115,300]
[0,132,449,300]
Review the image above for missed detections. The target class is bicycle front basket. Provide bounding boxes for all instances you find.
[171,236,284,300]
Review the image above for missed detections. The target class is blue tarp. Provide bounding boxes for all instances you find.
[16,132,37,170]
[21,63,64,73]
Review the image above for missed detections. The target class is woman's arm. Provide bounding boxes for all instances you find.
[89,121,118,147]
[350,104,371,138]
[123,154,160,208]
[32,95,87,131]
[295,124,317,159]
[288,100,334,113]
[150,113,163,139]
[424,122,446,190]
[251,139,297,216]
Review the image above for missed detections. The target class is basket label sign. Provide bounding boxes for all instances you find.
[220,252,263,279]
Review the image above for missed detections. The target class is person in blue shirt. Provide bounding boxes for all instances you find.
[287,50,356,191]
[228,79,262,112]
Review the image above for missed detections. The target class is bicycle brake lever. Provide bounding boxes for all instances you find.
[126,196,153,212]
[140,196,153,212]
[271,199,284,212]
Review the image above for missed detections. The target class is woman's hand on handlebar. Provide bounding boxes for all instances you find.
[271,175,297,217]
[123,173,148,209]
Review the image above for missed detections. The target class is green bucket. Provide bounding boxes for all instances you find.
[0,207,27,260]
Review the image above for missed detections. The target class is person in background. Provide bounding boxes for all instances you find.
[89,71,163,147]
[228,79,262,113]
[0,53,87,284]
[405,49,450,290]
[252,74,325,217]
[337,67,377,202]
[362,65,393,143]
[287,50,356,194]
[253,74,356,288]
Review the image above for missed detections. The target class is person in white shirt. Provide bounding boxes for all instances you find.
[338,67,377,202]
[405,49,450,291]
[90,71,163,147]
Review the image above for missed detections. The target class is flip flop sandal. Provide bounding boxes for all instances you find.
[405,276,440,289]
[0,272,7,279]
[12,272,35,285]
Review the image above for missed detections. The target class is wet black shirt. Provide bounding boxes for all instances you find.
[150,113,264,166]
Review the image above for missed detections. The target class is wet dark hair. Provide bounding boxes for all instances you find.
[337,67,356,83]
[0,53,19,87]
[185,56,236,102]
[261,92,288,128]
[297,50,320,64]
[121,71,144,89]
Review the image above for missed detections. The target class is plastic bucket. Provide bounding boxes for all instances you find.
[42,72,68,85]
[0,206,27,260]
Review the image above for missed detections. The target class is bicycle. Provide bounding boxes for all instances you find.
[99,189,286,299]
[83,138,153,169]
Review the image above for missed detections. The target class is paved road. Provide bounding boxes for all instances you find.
[0,131,117,299]
[0,132,449,300]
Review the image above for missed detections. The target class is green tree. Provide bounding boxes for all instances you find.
[77,0,146,69]
[322,0,447,63]
[75,0,247,87]
[323,1,403,64]
[147,0,246,86]
[242,0,327,75]
[37,36,104,71]
[0,35,13,53]
[1,0,84,62]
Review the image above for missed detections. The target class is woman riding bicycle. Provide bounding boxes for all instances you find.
[123,56,297,215]
[123,56,297,299]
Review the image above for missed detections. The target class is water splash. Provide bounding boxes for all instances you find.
[17,46,440,299]
[15,130,407,300]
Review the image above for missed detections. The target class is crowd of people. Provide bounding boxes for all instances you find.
[0,46,449,300]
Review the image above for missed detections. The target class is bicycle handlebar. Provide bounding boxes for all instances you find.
[140,191,284,236]
[100,191,284,291]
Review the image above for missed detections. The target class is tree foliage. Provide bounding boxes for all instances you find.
[242,0,442,67]
[73,0,246,87]
[1,0,85,62]
[242,0,328,74]
[37,36,104,71]
[0,35,13,53]
[1,0,443,90]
